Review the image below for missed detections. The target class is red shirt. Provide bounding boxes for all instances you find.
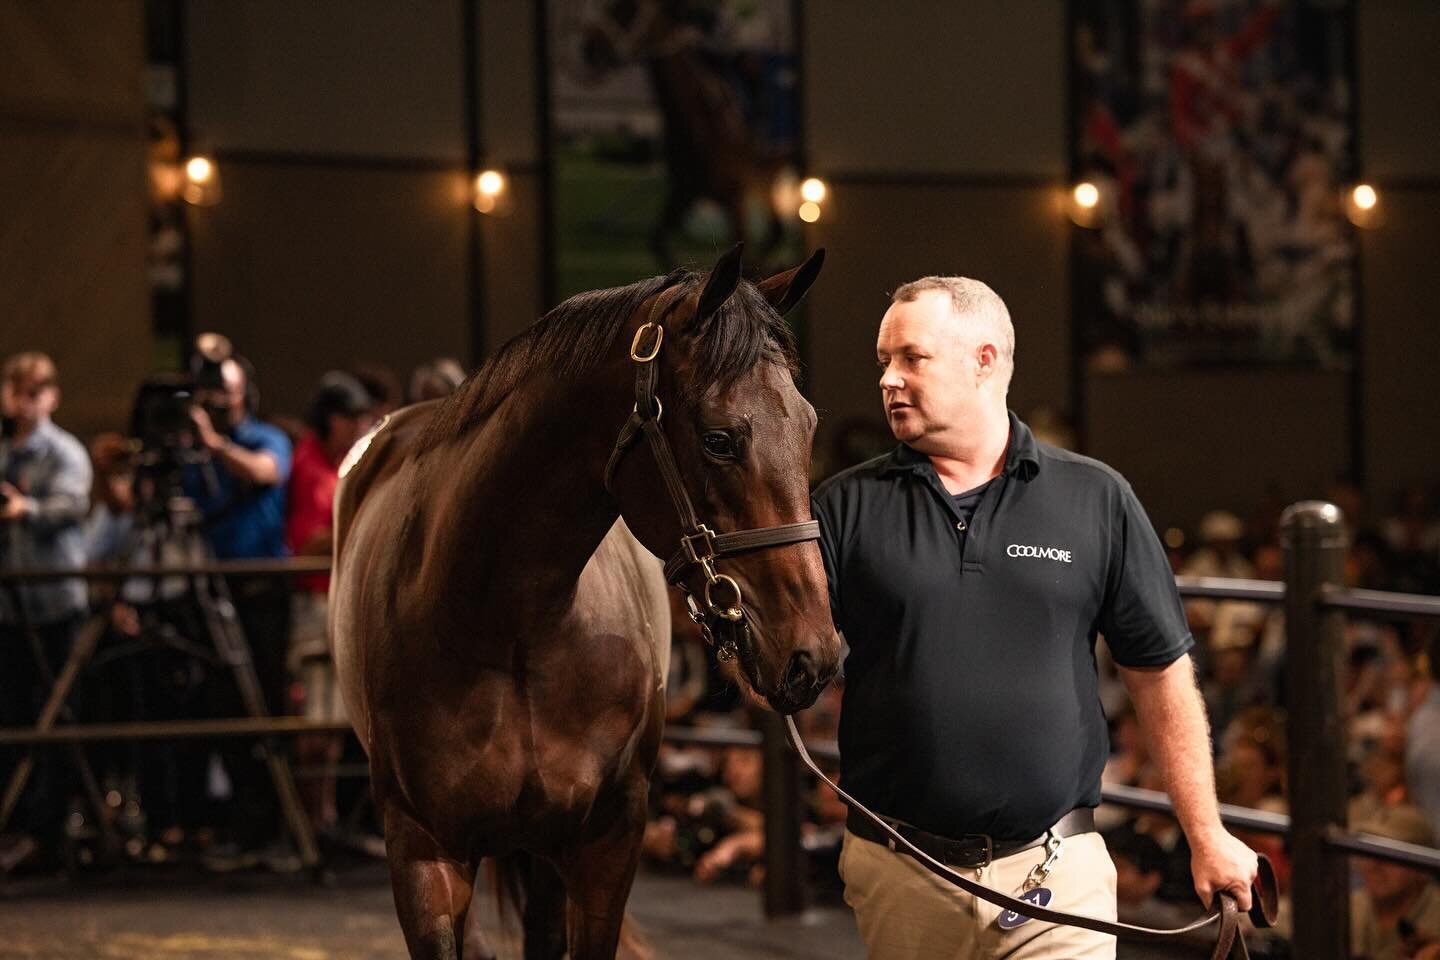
[286,433,338,593]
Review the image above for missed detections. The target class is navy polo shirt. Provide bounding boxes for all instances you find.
[811,411,1191,842]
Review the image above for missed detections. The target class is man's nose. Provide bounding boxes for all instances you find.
[879,366,903,391]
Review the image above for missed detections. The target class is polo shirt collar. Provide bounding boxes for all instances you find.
[878,410,1041,482]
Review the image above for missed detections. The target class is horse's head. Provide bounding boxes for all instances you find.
[606,245,840,714]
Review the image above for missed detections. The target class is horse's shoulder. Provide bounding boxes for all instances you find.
[334,400,443,549]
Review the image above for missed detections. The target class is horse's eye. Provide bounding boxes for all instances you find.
[702,431,737,460]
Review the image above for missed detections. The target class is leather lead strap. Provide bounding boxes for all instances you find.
[783,716,1276,959]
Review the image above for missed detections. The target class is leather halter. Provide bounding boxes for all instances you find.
[603,287,821,661]
[784,718,1279,959]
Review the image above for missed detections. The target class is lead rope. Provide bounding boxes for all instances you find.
[783,717,1273,959]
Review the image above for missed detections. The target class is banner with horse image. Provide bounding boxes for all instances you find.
[546,0,804,301]
[1070,0,1356,370]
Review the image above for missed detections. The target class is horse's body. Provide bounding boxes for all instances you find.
[582,1,791,267]
[330,249,837,959]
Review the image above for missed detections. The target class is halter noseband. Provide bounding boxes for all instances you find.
[602,287,820,662]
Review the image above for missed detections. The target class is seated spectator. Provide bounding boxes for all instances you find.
[1383,483,1440,595]
[406,358,466,404]
[0,351,92,872]
[351,363,402,418]
[1408,631,1440,838]
[286,371,375,835]
[1182,510,1254,638]
[1351,806,1440,960]
[1106,822,1198,928]
[182,343,293,859]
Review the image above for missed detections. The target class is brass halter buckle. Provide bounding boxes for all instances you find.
[680,525,719,573]
[629,322,664,362]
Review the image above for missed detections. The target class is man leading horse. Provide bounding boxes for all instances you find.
[812,276,1258,959]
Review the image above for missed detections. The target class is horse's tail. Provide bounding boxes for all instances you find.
[487,853,652,959]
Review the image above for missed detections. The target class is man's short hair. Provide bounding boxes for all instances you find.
[891,276,1015,387]
[308,371,373,438]
[2,352,58,389]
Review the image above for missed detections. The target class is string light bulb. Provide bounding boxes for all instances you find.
[181,154,222,206]
[474,169,508,214]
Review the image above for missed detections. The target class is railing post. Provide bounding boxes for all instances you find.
[760,711,805,916]
[1281,501,1349,960]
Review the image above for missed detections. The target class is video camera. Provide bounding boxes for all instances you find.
[128,333,234,455]
[127,333,236,514]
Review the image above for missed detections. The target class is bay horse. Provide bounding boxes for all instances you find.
[330,245,840,959]
[581,0,794,268]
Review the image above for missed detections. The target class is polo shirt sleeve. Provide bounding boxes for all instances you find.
[810,491,844,635]
[1097,481,1193,668]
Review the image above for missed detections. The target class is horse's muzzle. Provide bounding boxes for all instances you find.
[767,649,833,714]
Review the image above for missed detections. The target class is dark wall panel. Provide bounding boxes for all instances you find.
[1086,370,1350,530]
[187,0,465,160]
[189,162,469,417]
[0,0,150,438]
[805,0,1064,177]
[804,184,1069,462]
[1361,190,1440,508]
[481,171,545,349]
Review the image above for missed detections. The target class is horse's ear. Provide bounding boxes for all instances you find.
[696,243,744,323]
[757,248,825,317]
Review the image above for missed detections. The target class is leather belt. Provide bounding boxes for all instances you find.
[847,807,1097,869]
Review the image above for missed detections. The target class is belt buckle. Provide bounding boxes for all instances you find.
[960,833,994,869]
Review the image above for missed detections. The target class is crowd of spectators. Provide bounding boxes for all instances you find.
[3,349,1439,957]
[0,347,465,875]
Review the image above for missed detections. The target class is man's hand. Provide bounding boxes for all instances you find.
[0,482,34,521]
[189,404,225,452]
[1190,829,1259,912]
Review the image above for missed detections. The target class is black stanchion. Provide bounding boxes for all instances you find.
[1281,500,1349,960]
[761,711,805,917]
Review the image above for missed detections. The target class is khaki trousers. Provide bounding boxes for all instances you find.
[839,827,1118,960]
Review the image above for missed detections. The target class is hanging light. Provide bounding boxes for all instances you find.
[181,154,222,206]
[1067,180,1103,228]
[1345,183,1380,228]
[474,169,508,214]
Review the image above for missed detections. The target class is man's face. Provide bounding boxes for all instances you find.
[1358,856,1428,908]
[1,377,59,432]
[876,290,978,448]
[327,411,377,456]
[194,359,247,430]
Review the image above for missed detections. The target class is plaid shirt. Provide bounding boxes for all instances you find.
[1,419,92,624]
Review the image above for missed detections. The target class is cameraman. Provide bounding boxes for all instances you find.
[182,350,294,864]
[0,352,92,870]
[182,351,292,703]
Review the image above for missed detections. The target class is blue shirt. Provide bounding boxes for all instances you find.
[1,419,92,624]
[183,416,292,560]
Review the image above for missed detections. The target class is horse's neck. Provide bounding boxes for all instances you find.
[419,374,625,613]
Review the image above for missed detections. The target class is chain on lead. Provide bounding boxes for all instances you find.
[683,589,738,662]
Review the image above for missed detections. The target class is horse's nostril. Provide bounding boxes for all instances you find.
[785,650,816,691]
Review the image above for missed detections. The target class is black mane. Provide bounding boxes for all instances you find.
[421,269,798,447]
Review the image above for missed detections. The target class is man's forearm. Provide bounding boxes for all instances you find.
[1120,656,1226,849]
[214,441,280,487]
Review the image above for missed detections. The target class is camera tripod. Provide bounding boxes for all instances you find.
[0,495,318,873]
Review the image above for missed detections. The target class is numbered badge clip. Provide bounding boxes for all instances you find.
[996,833,1063,931]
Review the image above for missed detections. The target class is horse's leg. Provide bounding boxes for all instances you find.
[383,802,475,960]
[562,797,648,960]
[650,183,688,269]
[522,854,569,960]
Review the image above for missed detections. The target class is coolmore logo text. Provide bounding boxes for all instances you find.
[1007,544,1073,563]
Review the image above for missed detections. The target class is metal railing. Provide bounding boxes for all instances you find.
[4,502,1440,957]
